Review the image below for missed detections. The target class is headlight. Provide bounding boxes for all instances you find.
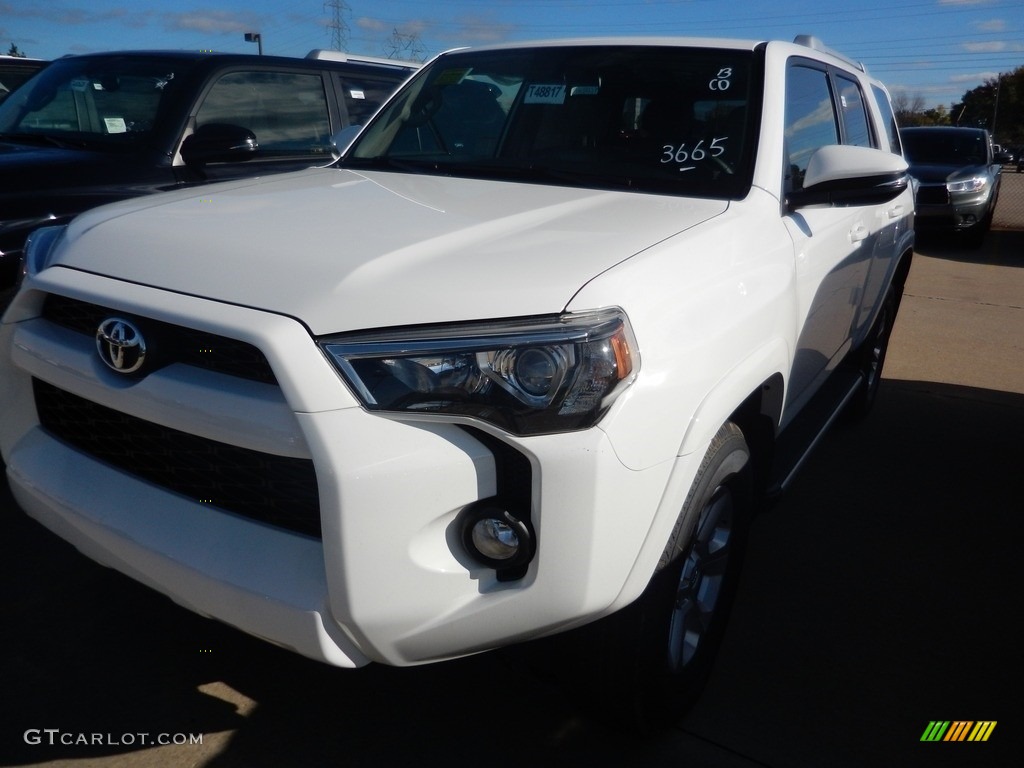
[21,224,67,280]
[946,176,988,193]
[318,309,637,435]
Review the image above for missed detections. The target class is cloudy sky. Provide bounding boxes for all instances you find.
[2,0,1022,107]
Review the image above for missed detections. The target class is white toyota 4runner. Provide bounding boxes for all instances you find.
[1,36,914,725]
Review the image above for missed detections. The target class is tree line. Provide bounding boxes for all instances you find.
[895,65,1023,146]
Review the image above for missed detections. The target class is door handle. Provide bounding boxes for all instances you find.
[849,224,868,243]
[888,205,905,219]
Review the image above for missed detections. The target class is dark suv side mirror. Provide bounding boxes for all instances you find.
[180,123,259,166]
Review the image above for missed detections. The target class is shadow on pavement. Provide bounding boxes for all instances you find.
[915,228,1024,267]
[0,379,1019,767]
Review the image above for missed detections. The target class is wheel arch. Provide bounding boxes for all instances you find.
[677,338,788,460]
[893,247,913,305]
[608,341,788,610]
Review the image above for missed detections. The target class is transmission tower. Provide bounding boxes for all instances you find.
[385,28,426,62]
[323,0,349,51]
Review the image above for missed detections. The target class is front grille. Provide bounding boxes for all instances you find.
[42,294,277,385]
[33,379,321,538]
[917,185,950,206]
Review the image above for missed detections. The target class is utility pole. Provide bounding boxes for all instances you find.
[991,72,1002,140]
[324,0,349,51]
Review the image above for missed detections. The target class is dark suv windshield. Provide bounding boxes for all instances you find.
[0,55,185,149]
[901,129,989,166]
[345,45,756,198]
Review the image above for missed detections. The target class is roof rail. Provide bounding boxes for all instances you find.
[305,49,419,70]
[793,34,867,73]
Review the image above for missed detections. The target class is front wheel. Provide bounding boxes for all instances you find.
[577,422,752,730]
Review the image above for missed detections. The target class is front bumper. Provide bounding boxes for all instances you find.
[1,268,684,667]
[913,185,993,231]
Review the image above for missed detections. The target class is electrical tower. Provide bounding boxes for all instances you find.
[323,0,349,51]
[385,28,426,62]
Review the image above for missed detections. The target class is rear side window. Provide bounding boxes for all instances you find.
[834,73,872,148]
[338,74,405,125]
[196,70,332,156]
[784,64,838,191]
[871,84,902,155]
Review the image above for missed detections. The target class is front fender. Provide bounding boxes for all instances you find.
[677,336,790,457]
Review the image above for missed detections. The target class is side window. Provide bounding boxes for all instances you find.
[338,74,403,125]
[784,64,838,191]
[835,73,873,148]
[871,84,902,155]
[195,70,332,156]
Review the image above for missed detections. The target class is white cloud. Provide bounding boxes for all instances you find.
[950,71,1000,83]
[355,17,390,34]
[962,41,1006,52]
[448,15,517,45]
[973,19,1006,32]
[164,12,261,36]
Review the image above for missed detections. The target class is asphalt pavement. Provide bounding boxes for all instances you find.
[1,228,1022,768]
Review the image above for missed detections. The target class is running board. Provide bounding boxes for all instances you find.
[765,368,864,500]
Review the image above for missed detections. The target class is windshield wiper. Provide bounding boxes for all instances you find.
[345,156,444,174]
[348,155,658,191]
[437,159,648,189]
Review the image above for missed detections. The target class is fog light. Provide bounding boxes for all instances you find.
[472,518,521,560]
[460,502,535,573]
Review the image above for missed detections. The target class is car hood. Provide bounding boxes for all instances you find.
[53,167,728,334]
[906,161,991,184]
[0,140,93,169]
[0,140,129,198]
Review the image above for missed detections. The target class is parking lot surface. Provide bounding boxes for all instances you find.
[2,218,1022,766]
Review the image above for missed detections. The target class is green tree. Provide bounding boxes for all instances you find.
[6,43,27,58]
[951,65,1024,145]
[920,104,951,126]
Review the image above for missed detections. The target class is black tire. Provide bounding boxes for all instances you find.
[574,422,752,731]
[844,284,897,422]
[962,216,991,249]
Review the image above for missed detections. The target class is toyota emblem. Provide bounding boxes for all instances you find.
[96,317,147,374]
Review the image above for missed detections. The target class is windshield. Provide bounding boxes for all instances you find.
[902,130,989,166]
[344,45,757,198]
[0,55,185,149]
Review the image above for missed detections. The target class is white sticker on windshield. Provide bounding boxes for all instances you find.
[104,117,127,134]
[524,84,566,104]
[350,89,365,100]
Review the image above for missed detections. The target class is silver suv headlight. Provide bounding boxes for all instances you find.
[318,309,637,435]
[946,176,988,193]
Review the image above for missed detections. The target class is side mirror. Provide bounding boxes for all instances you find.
[788,145,909,209]
[330,125,362,159]
[180,123,258,166]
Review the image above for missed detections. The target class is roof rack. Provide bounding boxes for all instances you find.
[305,49,419,70]
[793,35,867,73]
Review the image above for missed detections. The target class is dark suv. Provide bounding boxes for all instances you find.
[0,50,417,296]
[0,56,49,105]
[901,126,1002,247]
